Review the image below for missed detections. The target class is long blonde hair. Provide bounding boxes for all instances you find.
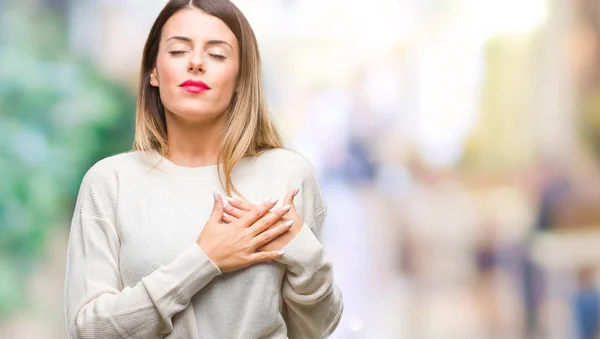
[132,0,283,196]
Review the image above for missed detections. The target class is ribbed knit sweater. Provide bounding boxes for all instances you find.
[64,148,343,338]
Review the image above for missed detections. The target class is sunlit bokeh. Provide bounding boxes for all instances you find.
[2,0,600,338]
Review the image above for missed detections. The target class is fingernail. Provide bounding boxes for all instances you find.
[277,250,285,256]
[226,197,237,203]
[269,198,278,204]
[281,205,292,212]
[293,188,300,196]
[283,220,294,228]
[213,192,219,202]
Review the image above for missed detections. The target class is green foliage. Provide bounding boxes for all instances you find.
[0,3,135,318]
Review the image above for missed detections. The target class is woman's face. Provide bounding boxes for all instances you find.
[150,8,239,122]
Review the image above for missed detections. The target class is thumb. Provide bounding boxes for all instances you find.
[210,192,224,221]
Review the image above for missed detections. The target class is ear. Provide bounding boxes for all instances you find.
[149,68,159,87]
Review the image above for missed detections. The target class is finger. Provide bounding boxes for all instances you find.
[237,198,279,227]
[251,220,294,248]
[247,249,286,264]
[222,212,236,223]
[283,188,299,206]
[223,203,245,219]
[210,192,224,223]
[248,204,292,236]
[226,197,253,212]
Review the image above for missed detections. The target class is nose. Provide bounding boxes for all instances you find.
[187,52,205,74]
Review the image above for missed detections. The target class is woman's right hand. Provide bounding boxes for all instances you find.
[196,193,293,273]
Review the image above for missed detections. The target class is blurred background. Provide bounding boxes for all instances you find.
[2,0,600,338]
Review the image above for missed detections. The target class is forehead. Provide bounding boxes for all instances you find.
[161,8,237,46]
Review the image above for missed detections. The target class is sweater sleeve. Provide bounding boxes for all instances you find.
[276,162,344,339]
[64,160,221,339]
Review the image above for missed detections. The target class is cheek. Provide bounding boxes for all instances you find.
[213,66,239,96]
[155,57,183,106]
[156,58,179,86]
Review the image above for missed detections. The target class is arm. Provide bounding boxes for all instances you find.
[220,153,344,338]
[277,168,343,338]
[64,162,221,338]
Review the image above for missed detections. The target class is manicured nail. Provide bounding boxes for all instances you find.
[213,192,219,202]
[293,188,300,196]
[269,198,278,204]
[226,197,237,203]
[277,250,285,256]
[281,205,292,212]
[283,220,294,228]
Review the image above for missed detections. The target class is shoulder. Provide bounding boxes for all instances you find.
[251,148,318,180]
[78,151,148,200]
[82,151,146,183]
[256,149,327,223]
[253,147,325,202]
[235,147,323,196]
[75,152,142,218]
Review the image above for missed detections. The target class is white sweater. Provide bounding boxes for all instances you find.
[64,148,343,338]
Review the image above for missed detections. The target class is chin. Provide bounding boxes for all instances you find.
[169,106,226,122]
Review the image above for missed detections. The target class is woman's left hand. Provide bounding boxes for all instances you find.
[223,189,303,252]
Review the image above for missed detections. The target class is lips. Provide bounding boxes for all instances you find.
[179,80,211,93]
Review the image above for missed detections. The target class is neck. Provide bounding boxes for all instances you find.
[164,112,227,167]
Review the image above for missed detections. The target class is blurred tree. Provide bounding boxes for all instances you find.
[0,1,135,318]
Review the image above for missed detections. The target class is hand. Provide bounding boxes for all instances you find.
[222,189,303,253]
[196,193,293,273]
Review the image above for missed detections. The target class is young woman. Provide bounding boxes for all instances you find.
[63,0,343,338]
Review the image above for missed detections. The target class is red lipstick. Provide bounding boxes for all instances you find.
[179,80,211,93]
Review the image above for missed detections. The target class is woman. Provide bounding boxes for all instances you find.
[63,0,343,338]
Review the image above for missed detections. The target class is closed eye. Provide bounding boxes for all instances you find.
[209,54,226,60]
[168,50,188,55]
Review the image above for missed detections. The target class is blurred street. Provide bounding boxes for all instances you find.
[3,0,600,338]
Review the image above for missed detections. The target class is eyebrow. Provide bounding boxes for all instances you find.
[166,36,233,50]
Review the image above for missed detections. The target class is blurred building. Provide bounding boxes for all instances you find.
[3,0,600,338]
